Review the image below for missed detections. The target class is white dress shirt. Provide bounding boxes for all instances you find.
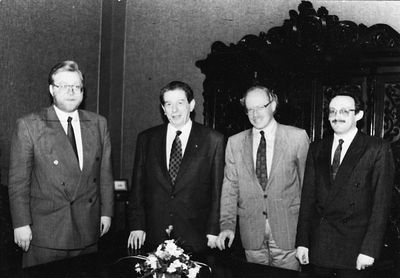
[331,128,358,165]
[252,119,277,177]
[53,105,83,170]
[166,120,192,169]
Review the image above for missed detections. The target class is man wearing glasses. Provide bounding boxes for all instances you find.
[217,85,309,270]
[296,89,394,277]
[8,60,114,267]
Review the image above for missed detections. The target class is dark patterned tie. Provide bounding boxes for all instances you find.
[256,131,268,190]
[67,117,79,162]
[331,139,344,181]
[169,130,182,184]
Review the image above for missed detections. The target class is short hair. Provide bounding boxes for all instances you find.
[329,87,364,113]
[240,85,279,108]
[48,60,84,85]
[159,81,194,105]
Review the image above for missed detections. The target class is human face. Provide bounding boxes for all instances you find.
[328,95,363,136]
[245,88,276,130]
[162,89,195,129]
[49,71,83,113]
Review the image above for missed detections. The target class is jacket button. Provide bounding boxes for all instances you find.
[96,157,100,161]
[169,213,173,217]
[170,195,175,199]
[263,194,267,199]
[89,198,93,203]
[262,211,267,216]
[61,182,65,186]
[93,178,97,183]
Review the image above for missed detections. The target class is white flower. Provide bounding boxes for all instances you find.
[166,266,177,273]
[187,265,200,278]
[147,254,158,269]
[170,259,183,269]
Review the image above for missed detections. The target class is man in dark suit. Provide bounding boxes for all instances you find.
[127,81,224,261]
[8,60,114,267]
[296,89,394,277]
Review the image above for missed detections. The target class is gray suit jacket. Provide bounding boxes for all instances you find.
[220,123,309,250]
[8,106,114,249]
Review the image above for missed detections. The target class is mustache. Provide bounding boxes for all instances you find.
[332,119,345,123]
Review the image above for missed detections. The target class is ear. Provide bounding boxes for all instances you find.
[49,85,54,97]
[161,104,166,114]
[271,100,277,113]
[189,99,195,112]
[355,110,364,122]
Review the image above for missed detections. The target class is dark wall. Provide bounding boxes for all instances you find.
[0,0,103,185]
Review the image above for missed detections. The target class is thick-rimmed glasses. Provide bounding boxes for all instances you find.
[328,108,356,117]
[53,84,83,94]
[246,100,273,115]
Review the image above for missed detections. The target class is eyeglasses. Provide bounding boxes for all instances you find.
[53,84,83,94]
[328,108,356,117]
[246,100,273,114]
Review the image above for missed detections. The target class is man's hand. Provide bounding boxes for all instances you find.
[100,216,112,237]
[127,230,146,250]
[206,234,218,249]
[356,253,374,270]
[296,246,309,265]
[14,225,32,252]
[216,229,235,250]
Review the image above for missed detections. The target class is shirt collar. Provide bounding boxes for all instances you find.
[252,118,277,137]
[53,105,79,122]
[167,119,192,135]
[334,127,358,144]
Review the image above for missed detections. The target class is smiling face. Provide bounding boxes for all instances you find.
[161,89,195,129]
[49,71,83,113]
[328,95,363,136]
[245,88,276,130]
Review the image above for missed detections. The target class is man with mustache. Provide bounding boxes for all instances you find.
[296,89,394,277]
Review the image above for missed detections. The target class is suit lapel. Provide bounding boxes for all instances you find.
[79,111,97,172]
[173,123,201,190]
[157,125,171,190]
[267,124,284,190]
[325,132,366,207]
[241,129,256,181]
[45,107,81,174]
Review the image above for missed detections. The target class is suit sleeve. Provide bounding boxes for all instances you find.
[220,137,239,232]
[295,144,316,248]
[206,133,225,235]
[360,142,394,258]
[8,118,33,228]
[127,132,147,231]
[99,117,114,217]
[297,130,310,189]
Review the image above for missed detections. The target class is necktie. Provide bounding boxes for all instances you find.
[169,131,182,184]
[67,117,79,162]
[256,131,268,191]
[331,139,344,181]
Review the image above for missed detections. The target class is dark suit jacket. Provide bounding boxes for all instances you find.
[296,132,394,269]
[128,122,225,254]
[8,106,114,250]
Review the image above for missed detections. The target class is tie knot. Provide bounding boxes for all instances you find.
[338,139,344,145]
[67,116,73,123]
[260,130,265,137]
[176,130,182,136]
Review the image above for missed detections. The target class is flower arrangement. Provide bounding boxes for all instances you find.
[134,239,201,278]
